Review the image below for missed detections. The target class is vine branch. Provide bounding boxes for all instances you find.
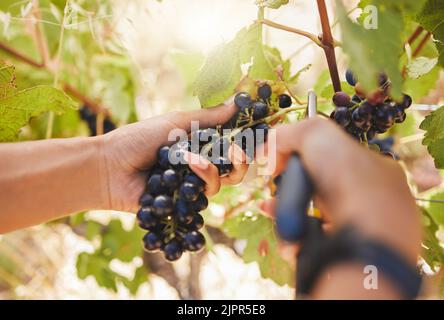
[0,42,45,68]
[406,26,424,45]
[258,19,324,47]
[413,32,432,58]
[317,0,341,93]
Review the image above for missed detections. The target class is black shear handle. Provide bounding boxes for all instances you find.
[276,155,314,242]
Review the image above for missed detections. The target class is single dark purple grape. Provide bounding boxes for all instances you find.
[278,94,292,109]
[183,173,205,192]
[139,193,154,207]
[152,195,174,218]
[187,214,204,230]
[374,105,395,128]
[395,112,407,123]
[346,69,357,86]
[183,231,206,252]
[175,199,194,224]
[147,174,166,196]
[400,94,412,109]
[234,92,252,111]
[179,182,200,202]
[258,84,272,100]
[143,232,163,252]
[352,109,371,131]
[137,207,158,230]
[214,157,233,177]
[191,193,208,212]
[252,101,269,120]
[332,91,351,107]
[334,107,351,127]
[158,146,171,169]
[163,238,183,261]
[162,169,180,189]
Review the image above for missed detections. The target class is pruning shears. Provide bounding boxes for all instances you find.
[275,91,325,299]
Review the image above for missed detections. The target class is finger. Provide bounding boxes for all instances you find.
[277,241,300,266]
[185,152,221,197]
[221,144,248,185]
[259,198,276,218]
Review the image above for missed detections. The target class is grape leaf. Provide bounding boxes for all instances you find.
[193,42,242,108]
[428,192,444,225]
[0,64,17,98]
[0,85,76,141]
[358,0,426,16]
[416,0,444,67]
[407,57,438,78]
[170,51,205,93]
[101,220,144,263]
[76,252,119,292]
[194,22,289,107]
[76,219,147,293]
[223,213,294,287]
[337,0,404,98]
[255,0,289,9]
[420,105,444,168]
[404,37,440,100]
[421,207,444,269]
[193,24,261,107]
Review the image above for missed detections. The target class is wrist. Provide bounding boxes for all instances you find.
[89,135,112,210]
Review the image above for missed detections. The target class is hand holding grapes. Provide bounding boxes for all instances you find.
[259,118,422,299]
[98,104,248,213]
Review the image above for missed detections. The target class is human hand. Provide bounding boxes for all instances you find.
[97,104,248,212]
[258,118,421,265]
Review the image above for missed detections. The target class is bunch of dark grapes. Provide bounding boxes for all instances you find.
[331,70,412,142]
[138,83,293,261]
[79,106,116,136]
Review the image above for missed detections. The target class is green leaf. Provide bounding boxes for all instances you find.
[0,85,76,141]
[223,213,294,287]
[420,207,444,269]
[420,105,444,168]
[0,64,17,98]
[358,0,426,16]
[407,57,438,78]
[404,64,440,101]
[101,220,144,263]
[170,51,205,93]
[255,0,289,9]
[194,23,289,107]
[404,38,440,100]
[428,192,444,225]
[76,252,119,292]
[416,0,444,67]
[337,0,405,98]
[249,45,288,81]
[193,42,242,108]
